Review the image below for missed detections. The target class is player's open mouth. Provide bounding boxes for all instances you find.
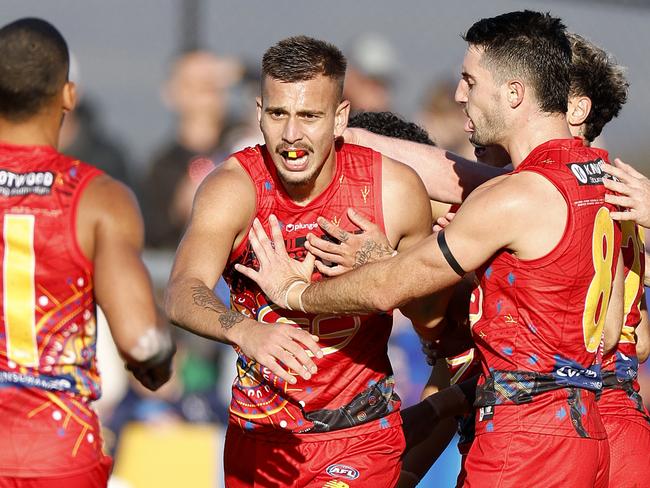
[464,116,475,134]
[281,149,309,170]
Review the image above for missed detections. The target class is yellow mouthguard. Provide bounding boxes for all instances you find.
[288,151,297,158]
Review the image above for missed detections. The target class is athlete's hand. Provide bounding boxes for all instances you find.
[305,208,395,277]
[602,158,650,228]
[126,343,176,391]
[235,215,316,308]
[234,321,323,385]
[433,212,456,232]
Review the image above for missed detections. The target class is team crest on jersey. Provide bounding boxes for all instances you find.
[0,169,55,196]
[326,464,360,480]
[568,159,606,186]
[322,481,349,488]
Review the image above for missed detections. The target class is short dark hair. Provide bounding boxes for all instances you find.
[348,111,435,146]
[568,33,628,143]
[0,18,70,121]
[463,10,571,115]
[262,36,347,98]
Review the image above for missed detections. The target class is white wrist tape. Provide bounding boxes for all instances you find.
[128,328,173,362]
[284,280,308,310]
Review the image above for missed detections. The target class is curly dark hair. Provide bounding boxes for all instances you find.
[463,10,571,115]
[348,111,435,146]
[262,36,346,99]
[568,33,628,143]
[0,18,69,121]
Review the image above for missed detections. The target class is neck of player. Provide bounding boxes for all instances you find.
[506,113,573,168]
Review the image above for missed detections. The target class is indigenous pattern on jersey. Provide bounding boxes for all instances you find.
[0,142,107,476]
[223,143,400,437]
[0,142,101,399]
[470,139,621,440]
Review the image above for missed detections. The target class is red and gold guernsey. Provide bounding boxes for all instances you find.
[470,139,621,440]
[584,146,650,425]
[599,219,649,420]
[222,143,400,439]
[0,141,107,477]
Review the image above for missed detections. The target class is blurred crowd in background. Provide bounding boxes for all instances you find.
[59,39,650,487]
[10,3,644,485]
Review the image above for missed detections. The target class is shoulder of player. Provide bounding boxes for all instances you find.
[189,157,256,228]
[76,174,144,255]
[464,171,555,217]
[197,156,255,197]
[81,174,140,220]
[380,154,432,242]
[380,154,428,197]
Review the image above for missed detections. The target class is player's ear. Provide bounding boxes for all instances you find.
[256,97,263,127]
[567,95,591,127]
[333,99,350,139]
[506,80,524,108]
[62,81,77,113]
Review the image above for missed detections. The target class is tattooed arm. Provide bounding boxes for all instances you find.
[165,159,322,384]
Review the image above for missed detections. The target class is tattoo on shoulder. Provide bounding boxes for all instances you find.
[353,239,394,268]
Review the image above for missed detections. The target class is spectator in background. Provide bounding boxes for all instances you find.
[220,63,265,153]
[142,50,242,249]
[59,98,133,187]
[417,78,476,161]
[57,55,133,187]
[344,33,397,113]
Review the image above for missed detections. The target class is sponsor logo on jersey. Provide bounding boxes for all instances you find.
[0,169,55,196]
[568,159,606,186]
[285,221,319,232]
[478,405,494,421]
[553,360,602,391]
[0,370,75,392]
[326,464,360,480]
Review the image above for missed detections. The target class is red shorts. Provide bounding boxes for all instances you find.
[0,458,112,488]
[0,387,111,479]
[463,432,609,488]
[602,414,650,487]
[224,423,404,487]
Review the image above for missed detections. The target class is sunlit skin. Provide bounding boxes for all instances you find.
[257,74,350,204]
[455,46,507,150]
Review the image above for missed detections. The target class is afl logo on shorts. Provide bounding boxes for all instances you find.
[326,464,360,480]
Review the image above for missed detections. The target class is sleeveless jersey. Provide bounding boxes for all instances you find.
[0,141,107,477]
[0,142,102,399]
[470,139,621,439]
[223,143,400,437]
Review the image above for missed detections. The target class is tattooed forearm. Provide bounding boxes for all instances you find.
[191,285,244,330]
[191,285,225,313]
[219,310,245,330]
[353,240,395,269]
